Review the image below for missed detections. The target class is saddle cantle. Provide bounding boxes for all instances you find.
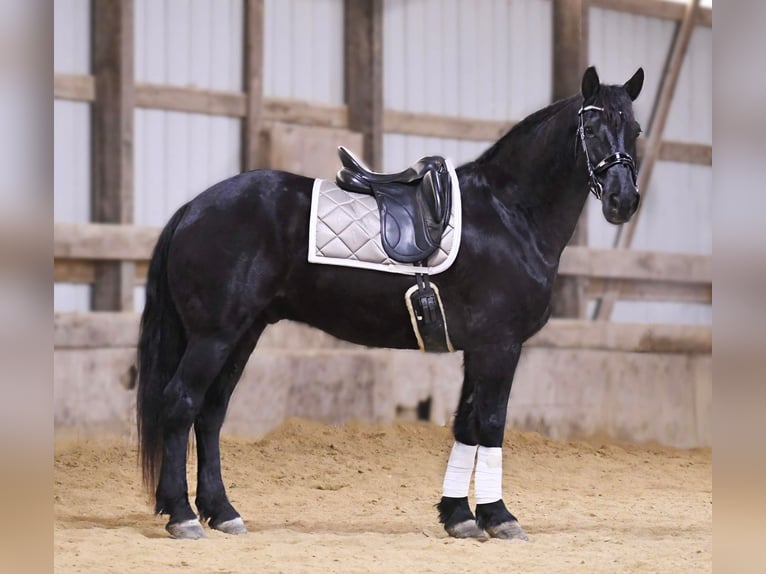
[335,146,452,264]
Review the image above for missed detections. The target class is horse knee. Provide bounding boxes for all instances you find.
[477,412,506,446]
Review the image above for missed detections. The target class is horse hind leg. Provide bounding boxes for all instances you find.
[155,333,240,539]
[193,320,266,535]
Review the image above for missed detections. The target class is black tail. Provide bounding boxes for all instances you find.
[137,203,190,495]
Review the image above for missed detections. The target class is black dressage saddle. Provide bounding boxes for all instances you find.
[335,146,452,264]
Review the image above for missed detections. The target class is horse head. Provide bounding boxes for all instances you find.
[578,66,644,225]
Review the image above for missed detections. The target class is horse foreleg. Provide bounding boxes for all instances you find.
[470,342,528,541]
[437,372,487,539]
[156,335,237,539]
[194,322,264,535]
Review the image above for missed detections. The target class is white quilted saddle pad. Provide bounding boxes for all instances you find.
[307,159,462,275]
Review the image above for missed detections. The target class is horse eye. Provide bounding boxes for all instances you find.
[584,126,594,137]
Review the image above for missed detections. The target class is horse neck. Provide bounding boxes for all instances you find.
[470,96,591,258]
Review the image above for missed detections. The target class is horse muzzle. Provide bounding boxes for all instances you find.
[603,188,640,224]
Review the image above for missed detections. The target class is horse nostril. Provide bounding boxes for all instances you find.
[607,194,620,212]
[631,193,640,212]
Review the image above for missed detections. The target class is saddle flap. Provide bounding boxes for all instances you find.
[376,186,441,263]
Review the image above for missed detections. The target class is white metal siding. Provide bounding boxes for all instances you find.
[263,0,344,104]
[588,9,712,324]
[54,0,91,311]
[383,0,552,169]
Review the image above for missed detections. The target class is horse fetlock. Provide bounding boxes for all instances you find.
[195,494,240,526]
[475,499,516,529]
[437,495,487,540]
[155,490,196,520]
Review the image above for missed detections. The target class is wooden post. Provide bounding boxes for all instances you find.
[242,0,264,171]
[551,0,590,318]
[90,0,135,311]
[593,0,700,321]
[344,0,383,170]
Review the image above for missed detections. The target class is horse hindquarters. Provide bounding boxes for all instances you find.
[137,173,296,538]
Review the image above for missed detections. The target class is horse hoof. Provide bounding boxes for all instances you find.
[446,520,489,541]
[211,517,247,535]
[486,520,529,541]
[166,518,206,540]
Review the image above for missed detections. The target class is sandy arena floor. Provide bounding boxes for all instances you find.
[54,419,711,573]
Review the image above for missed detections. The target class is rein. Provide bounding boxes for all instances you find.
[577,105,639,200]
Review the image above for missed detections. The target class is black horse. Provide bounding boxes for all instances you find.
[137,66,644,540]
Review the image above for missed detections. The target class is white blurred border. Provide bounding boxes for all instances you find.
[0,1,52,572]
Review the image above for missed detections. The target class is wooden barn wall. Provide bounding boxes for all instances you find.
[54,0,91,312]
[53,0,712,327]
[587,7,712,325]
[382,0,553,170]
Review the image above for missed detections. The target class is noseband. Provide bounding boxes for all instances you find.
[577,105,639,200]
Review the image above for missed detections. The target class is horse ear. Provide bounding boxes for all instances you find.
[581,66,600,101]
[624,67,644,101]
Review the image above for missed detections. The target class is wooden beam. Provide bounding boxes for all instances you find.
[263,98,348,129]
[242,0,264,170]
[560,245,711,284]
[54,74,96,102]
[584,278,712,303]
[135,83,246,116]
[654,140,712,166]
[595,0,701,321]
[54,222,159,260]
[54,259,96,284]
[53,223,712,284]
[384,109,512,141]
[527,319,711,354]
[54,254,711,306]
[86,76,712,165]
[589,0,712,27]
[53,312,710,354]
[135,85,350,128]
[553,0,590,102]
[54,312,140,349]
[344,0,383,169]
[552,0,590,319]
[90,0,135,311]
[54,75,712,166]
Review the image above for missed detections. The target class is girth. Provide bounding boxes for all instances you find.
[335,146,452,264]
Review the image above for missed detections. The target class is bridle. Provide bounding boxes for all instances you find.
[577,105,639,200]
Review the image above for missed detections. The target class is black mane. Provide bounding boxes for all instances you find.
[473,84,634,167]
[473,94,581,166]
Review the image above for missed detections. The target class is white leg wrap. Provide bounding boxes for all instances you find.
[474,446,503,504]
[442,441,478,498]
